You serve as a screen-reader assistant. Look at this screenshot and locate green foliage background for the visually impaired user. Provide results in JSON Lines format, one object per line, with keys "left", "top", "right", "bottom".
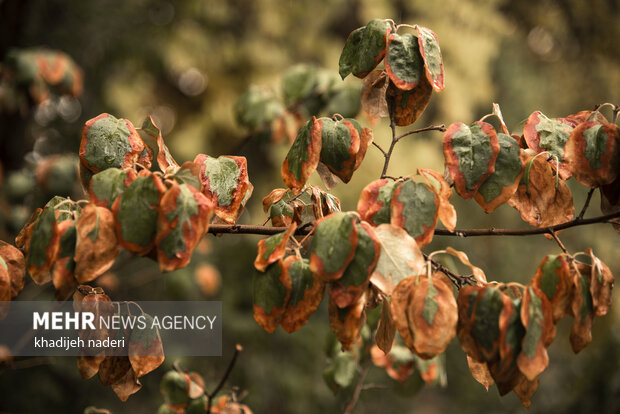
{"left": 0, "top": 0, "right": 619, "bottom": 412}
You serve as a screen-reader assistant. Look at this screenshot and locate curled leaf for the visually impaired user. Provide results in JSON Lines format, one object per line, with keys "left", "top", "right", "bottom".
{"left": 445, "top": 247, "right": 487, "bottom": 285}
{"left": 569, "top": 263, "right": 594, "bottom": 354}
{"left": 529, "top": 254, "right": 573, "bottom": 322}
{"left": 418, "top": 168, "right": 456, "bottom": 231}
{"left": 587, "top": 248, "right": 614, "bottom": 317}
{"left": 254, "top": 223, "right": 297, "bottom": 272}
{"left": 390, "top": 178, "right": 439, "bottom": 248}
{"left": 360, "top": 70, "right": 390, "bottom": 123}
{"left": 281, "top": 117, "right": 322, "bottom": 193}
{"left": 338, "top": 19, "right": 391, "bottom": 79}
{"left": 387, "top": 75, "right": 433, "bottom": 127}
{"left": 466, "top": 355, "right": 494, "bottom": 391}
{"left": 385, "top": 33, "right": 424, "bottom": 91}
{"left": 328, "top": 292, "right": 367, "bottom": 350}
{"left": 375, "top": 300, "right": 396, "bottom": 354}
{"left": 0, "top": 241, "right": 25, "bottom": 298}
{"left": 195, "top": 154, "right": 252, "bottom": 224}
{"left": 357, "top": 179, "right": 400, "bottom": 226}
{"left": 415, "top": 26, "right": 445, "bottom": 92}
{"left": 318, "top": 117, "right": 360, "bottom": 183}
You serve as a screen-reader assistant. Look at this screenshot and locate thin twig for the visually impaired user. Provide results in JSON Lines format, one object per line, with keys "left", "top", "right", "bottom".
{"left": 371, "top": 141, "right": 387, "bottom": 157}
{"left": 394, "top": 124, "right": 446, "bottom": 142}
{"left": 548, "top": 231, "right": 569, "bottom": 255}
{"left": 206, "top": 344, "right": 243, "bottom": 413}
{"left": 343, "top": 363, "right": 371, "bottom": 414}
{"left": 207, "top": 211, "right": 620, "bottom": 237}
{"left": 380, "top": 115, "right": 398, "bottom": 179}
{"left": 424, "top": 253, "right": 475, "bottom": 288}
{"left": 578, "top": 188, "right": 595, "bottom": 220}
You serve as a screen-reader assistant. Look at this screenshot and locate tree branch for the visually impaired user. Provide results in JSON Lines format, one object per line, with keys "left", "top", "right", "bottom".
{"left": 343, "top": 362, "right": 371, "bottom": 414}
{"left": 394, "top": 124, "right": 446, "bottom": 142}
{"left": 380, "top": 115, "right": 398, "bottom": 178}
{"left": 208, "top": 211, "right": 620, "bottom": 237}
{"left": 206, "top": 344, "right": 243, "bottom": 413}
{"left": 578, "top": 188, "right": 595, "bottom": 220}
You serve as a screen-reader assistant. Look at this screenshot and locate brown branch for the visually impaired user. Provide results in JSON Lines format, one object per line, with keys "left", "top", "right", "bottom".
{"left": 424, "top": 253, "right": 475, "bottom": 288}
{"left": 380, "top": 115, "right": 398, "bottom": 178}
{"left": 343, "top": 362, "right": 371, "bottom": 414}
{"left": 548, "top": 231, "right": 569, "bottom": 255}
{"left": 208, "top": 211, "right": 620, "bottom": 237}
{"left": 206, "top": 344, "right": 243, "bottom": 413}
{"left": 371, "top": 141, "right": 387, "bottom": 157}
{"left": 578, "top": 188, "right": 595, "bottom": 220}
{"left": 394, "top": 124, "right": 446, "bottom": 142}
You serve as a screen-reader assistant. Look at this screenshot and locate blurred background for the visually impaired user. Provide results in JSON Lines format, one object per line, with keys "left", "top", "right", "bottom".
{"left": 0, "top": 0, "right": 619, "bottom": 412}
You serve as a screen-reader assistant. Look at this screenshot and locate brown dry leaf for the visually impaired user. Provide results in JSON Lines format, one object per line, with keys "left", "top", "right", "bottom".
{"left": 569, "top": 262, "right": 594, "bottom": 353}
{"left": 375, "top": 300, "right": 396, "bottom": 354}
{"left": 508, "top": 155, "right": 574, "bottom": 228}
{"left": 466, "top": 355, "right": 494, "bottom": 391}
{"left": 77, "top": 355, "right": 106, "bottom": 380}
{"left": 0, "top": 345, "right": 13, "bottom": 364}
{"left": 0, "top": 263, "right": 10, "bottom": 319}
{"left": 445, "top": 247, "right": 487, "bottom": 285}
{"left": 98, "top": 356, "right": 133, "bottom": 387}
{"left": 529, "top": 254, "right": 573, "bottom": 323}
{"left": 370, "top": 344, "right": 415, "bottom": 382}
{"left": 387, "top": 76, "right": 433, "bottom": 127}
{"left": 262, "top": 188, "right": 288, "bottom": 213}
{"left": 418, "top": 168, "right": 456, "bottom": 231}
{"left": 587, "top": 248, "right": 614, "bottom": 317}
{"left": 15, "top": 208, "right": 42, "bottom": 250}
{"left": 361, "top": 69, "right": 390, "bottom": 124}
{"left": 74, "top": 204, "right": 120, "bottom": 283}
{"left": 328, "top": 292, "right": 367, "bottom": 351}
{"left": 514, "top": 375, "right": 539, "bottom": 408}
{"left": 110, "top": 365, "right": 142, "bottom": 402}
{"left": 0, "top": 240, "right": 25, "bottom": 298}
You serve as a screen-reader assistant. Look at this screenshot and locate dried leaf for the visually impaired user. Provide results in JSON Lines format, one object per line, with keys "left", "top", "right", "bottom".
{"left": 443, "top": 121, "right": 500, "bottom": 199}
{"left": 390, "top": 178, "right": 439, "bottom": 248}
{"left": 280, "top": 256, "right": 325, "bottom": 333}
{"left": 370, "top": 223, "right": 425, "bottom": 296}
{"left": 79, "top": 114, "right": 147, "bottom": 173}
{"left": 338, "top": 19, "right": 391, "bottom": 79}
{"left": 385, "top": 33, "right": 424, "bottom": 90}
{"left": 415, "top": 26, "right": 445, "bottom": 92}
{"left": 262, "top": 188, "right": 288, "bottom": 213}
{"left": 466, "top": 355, "right": 494, "bottom": 391}
{"left": 328, "top": 292, "right": 366, "bottom": 350}
{"left": 388, "top": 76, "right": 433, "bottom": 127}
{"left": 375, "top": 300, "right": 396, "bottom": 354}
{"left": 128, "top": 314, "right": 165, "bottom": 377}
{"left": 587, "top": 248, "right": 614, "bottom": 317}
{"left": 413, "top": 353, "right": 447, "bottom": 387}
{"left": 281, "top": 117, "right": 322, "bottom": 193}
{"left": 156, "top": 183, "right": 214, "bottom": 272}
{"left": 140, "top": 116, "right": 176, "bottom": 174}
{"left": 195, "top": 154, "right": 252, "bottom": 224}
{"left": 530, "top": 254, "right": 573, "bottom": 322}
{"left": 565, "top": 121, "right": 620, "bottom": 187}
{"left": 74, "top": 203, "right": 120, "bottom": 283}
{"left": 51, "top": 218, "right": 77, "bottom": 300}
{"left": 508, "top": 155, "right": 574, "bottom": 227}
{"left": 370, "top": 344, "right": 415, "bottom": 382}
{"left": 361, "top": 70, "right": 389, "bottom": 123}
{"left": 254, "top": 224, "right": 297, "bottom": 272}
{"left": 0, "top": 240, "right": 25, "bottom": 298}
{"left": 445, "top": 247, "right": 487, "bottom": 285}
{"left": 309, "top": 212, "right": 359, "bottom": 281}
{"left": 474, "top": 134, "right": 524, "bottom": 213}
{"left": 457, "top": 285, "right": 503, "bottom": 362}
{"left": 391, "top": 273, "right": 457, "bottom": 359}
{"left": 514, "top": 375, "right": 539, "bottom": 408}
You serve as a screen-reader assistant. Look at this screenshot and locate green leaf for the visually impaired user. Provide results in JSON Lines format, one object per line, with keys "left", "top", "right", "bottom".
{"left": 523, "top": 111, "right": 573, "bottom": 179}
{"left": 474, "top": 133, "right": 524, "bottom": 213}
{"left": 329, "top": 222, "right": 380, "bottom": 308}
{"left": 309, "top": 212, "right": 359, "bottom": 281}
{"left": 443, "top": 121, "right": 500, "bottom": 199}
{"left": 79, "top": 113, "right": 147, "bottom": 173}
{"left": 415, "top": 26, "right": 445, "bottom": 92}
{"left": 318, "top": 118, "right": 363, "bottom": 183}
{"left": 234, "top": 86, "right": 284, "bottom": 130}
{"left": 385, "top": 33, "right": 424, "bottom": 90}
{"left": 390, "top": 179, "right": 438, "bottom": 247}
{"left": 281, "top": 117, "right": 322, "bottom": 193}
{"left": 195, "top": 154, "right": 252, "bottom": 224}
{"left": 338, "top": 19, "right": 392, "bottom": 79}
{"left": 253, "top": 261, "right": 292, "bottom": 333}
{"left": 113, "top": 171, "right": 166, "bottom": 255}
{"left": 89, "top": 168, "right": 137, "bottom": 209}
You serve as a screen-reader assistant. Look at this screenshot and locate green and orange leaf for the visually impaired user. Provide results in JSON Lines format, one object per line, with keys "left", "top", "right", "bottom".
{"left": 415, "top": 26, "right": 445, "bottom": 92}
{"left": 522, "top": 111, "right": 573, "bottom": 179}
{"left": 281, "top": 117, "right": 322, "bottom": 193}
{"left": 195, "top": 154, "right": 252, "bottom": 224}
{"left": 443, "top": 121, "right": 500, "bottom": 199}
{"left": 139, "top": 116, "right": 176, "bottom": 174}
{"left": 156, "top": 182, "right": 214, "bottom": 272}
{"left": 385, "top": 33, "right": 425, "bottom": 91}
{"left": 388, "top": 76, "right": 433, "bottom": 127}
{"left": 529, "top": 254, "right": 573, "bottom": 322}
{"left": 254, "top": 223, "right": 297, "bottom": 272}
{"left": 253, "top": 260, "right": 292, "bottom": 333}
{"left": 338, "top": 19, "right": 392, "bottom": 80}
{"left": 390, "top": 178, "right": 439, "bottom": 247}
{"left": 328, "top": 292, "right": 367, "bottom": 351}
{"left": 0, "top": 241, "right": 25, "bottom": 299}
{"left": 280, "top": 256, "right": 325, "bottom": 333}
{"left": 79, "top": 113, "right": 147, "bottom": 173}
{"left": 357, "top": 179, "right": 400, "bottom": 226}
{"left": 309, "top": 212, "right": 359, "bottom": 281}
{"left": 88, "top": 168, "right": 138, "bottom": 209}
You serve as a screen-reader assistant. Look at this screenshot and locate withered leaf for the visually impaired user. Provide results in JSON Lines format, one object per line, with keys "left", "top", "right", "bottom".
{"left": 254, "top": 223, "right": 297, "bottom": 272}
{"left": 529, "top": 254, "right": 573, "bottom": 322}
{"left": 388, "top": 76, "right": 433, "bottom": 127}
{"left": 361, "top": 70, "right": 389, "bottom": 123}
{"left": 375, "top": 300, "right": 396, "bottom": 354}
{"left": 74, "top": 203, "right": 120, "bottom": 283}
{"left": 253, "top": 260, "right": 291, "bottom": 333}
{"left": 328, "top": 292, "right": 366, "bottom": 351}
{"left": 0, "top": 240, "right": 25, "bottom": 298}
{"left": 280, "top": 256, "right": 325, "bottom": 333}
{"left": 466, "top": 355, "right": 494, "bottom": 391}
{"left": 309, "top": 212, "right": 359, "bottom": 281}
{"left": 587, "top": 248, "right": 614, "bottom": 317}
